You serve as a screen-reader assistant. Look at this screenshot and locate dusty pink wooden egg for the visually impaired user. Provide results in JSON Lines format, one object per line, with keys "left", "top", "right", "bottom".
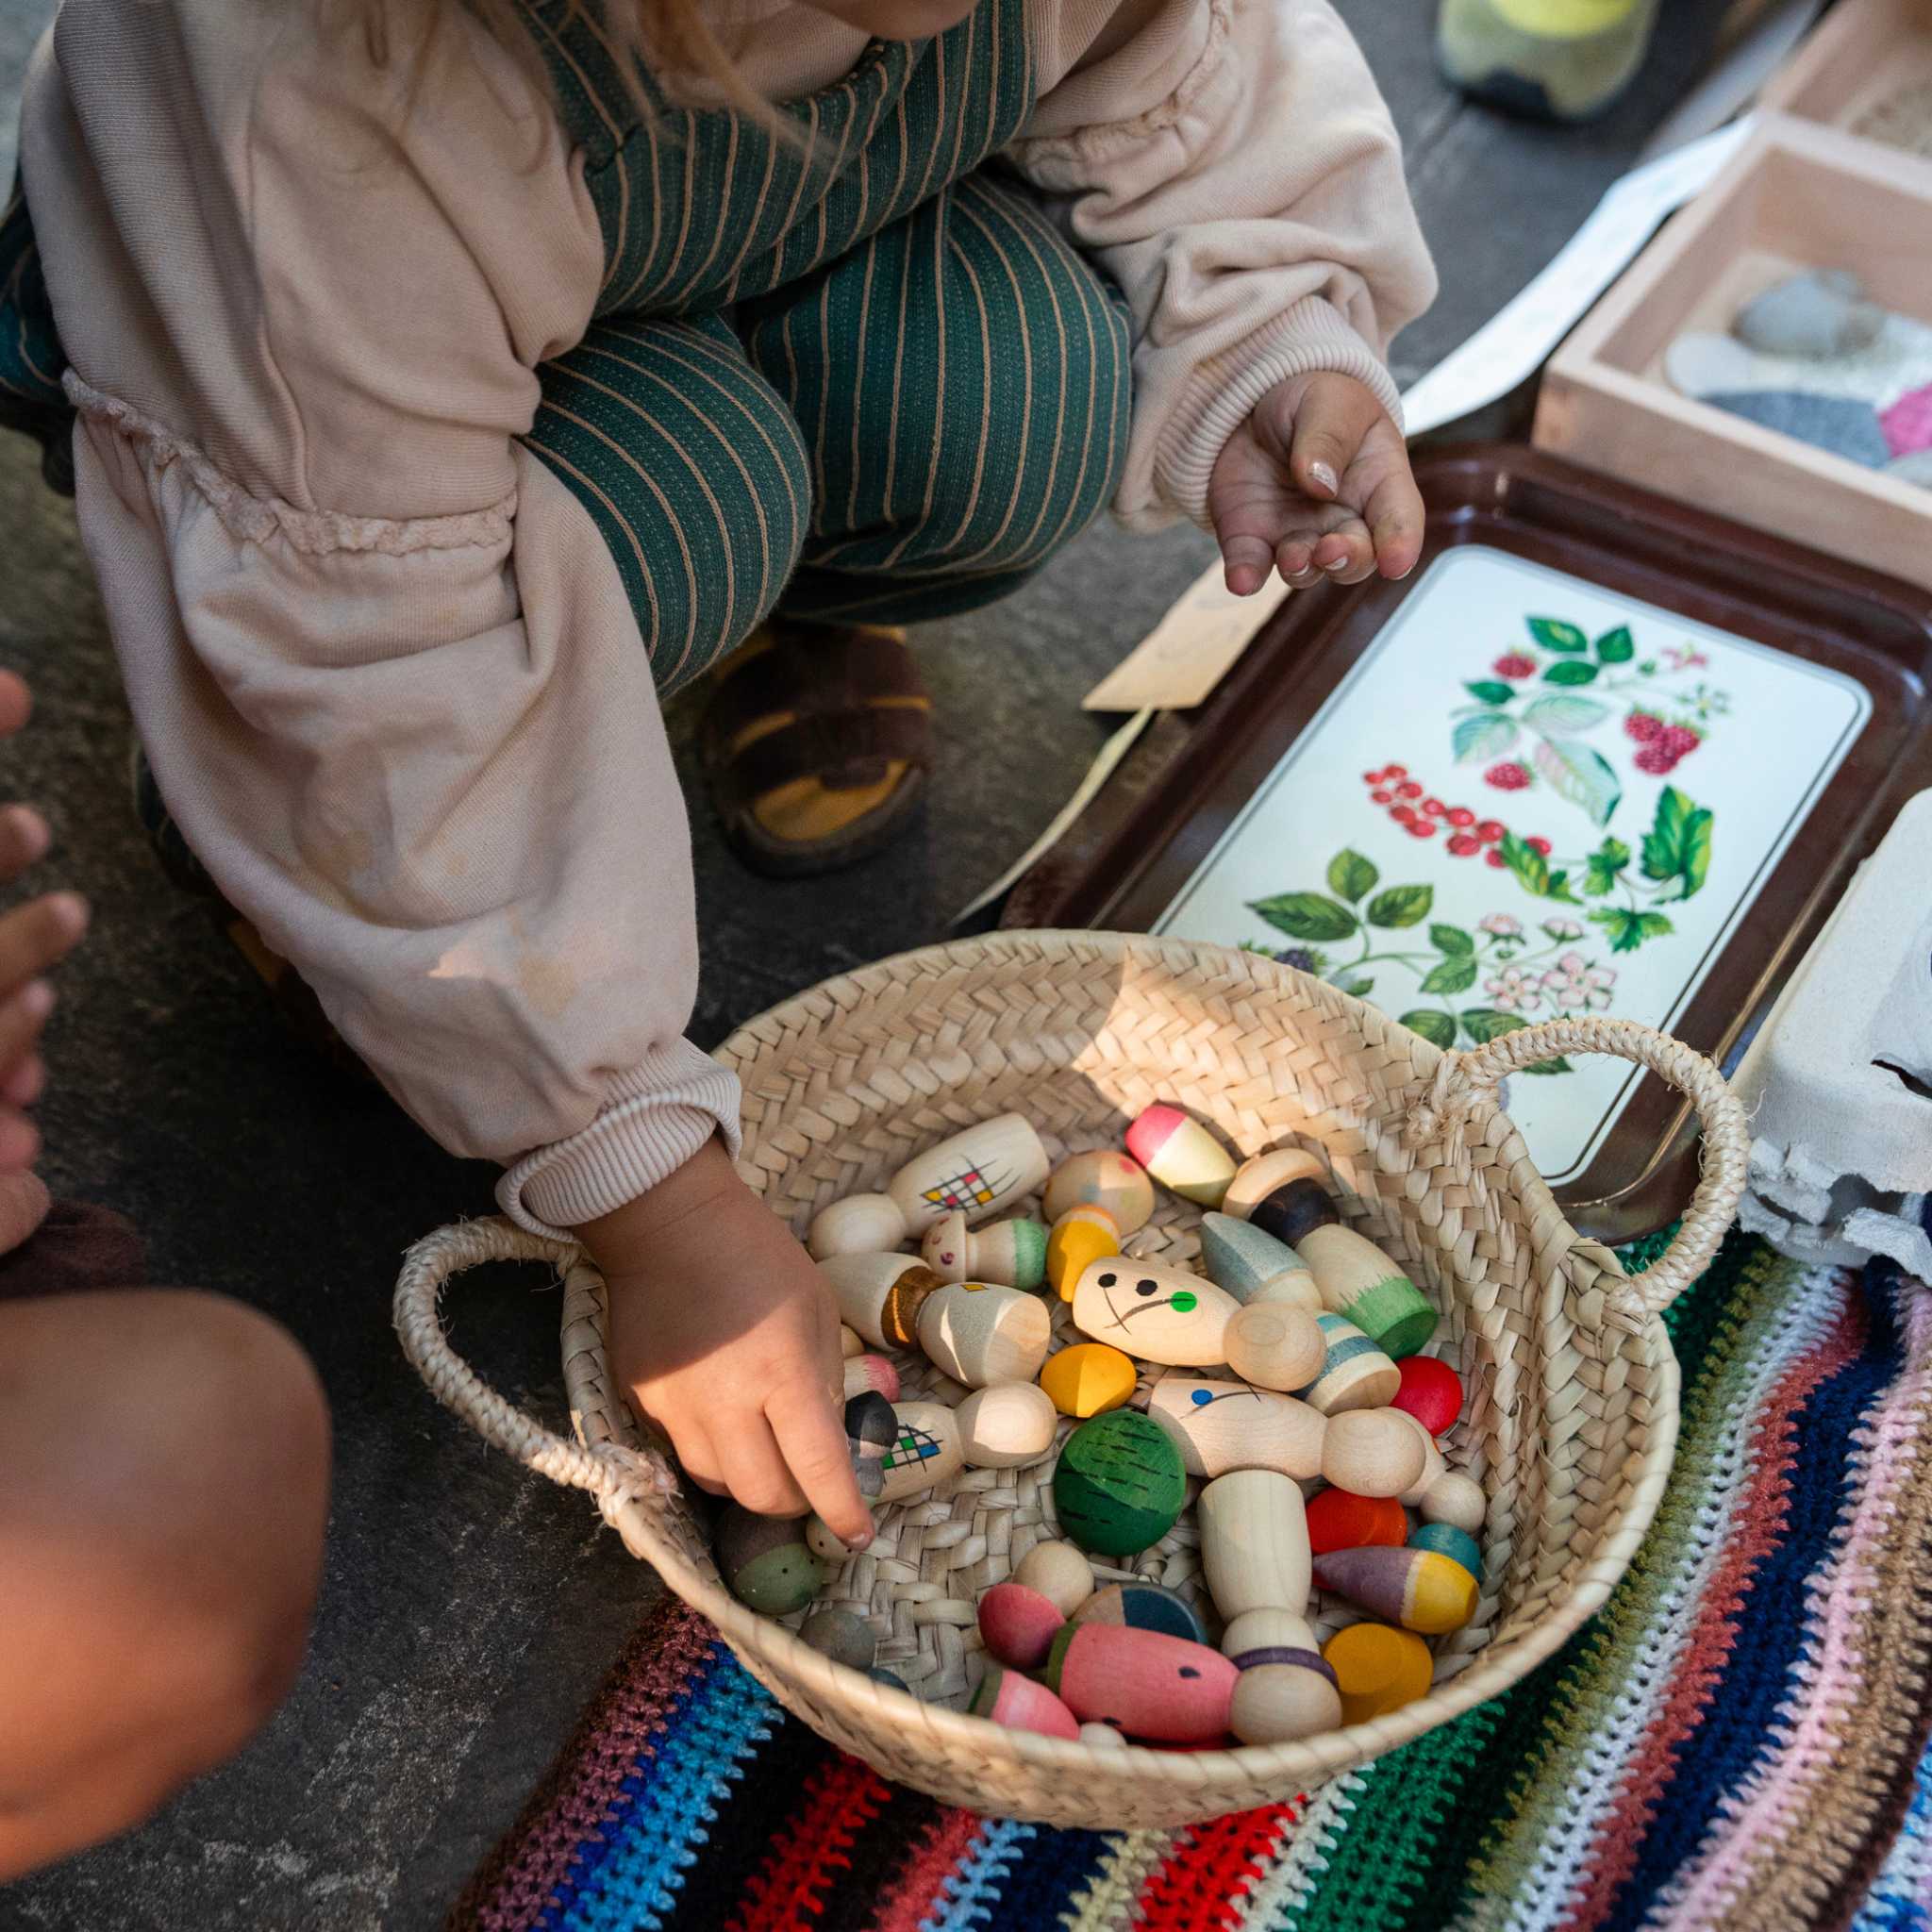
{"left": 977, "top": 1580, "right": 1067, "bottom": 1670}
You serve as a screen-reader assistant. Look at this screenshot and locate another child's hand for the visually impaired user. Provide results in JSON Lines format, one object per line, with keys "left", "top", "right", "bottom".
{"left": 1208, "top": 372, "right": 1424, "bottom": 596}
{"left": 580, "top": 1139, "right": 874, "bottom": 1548}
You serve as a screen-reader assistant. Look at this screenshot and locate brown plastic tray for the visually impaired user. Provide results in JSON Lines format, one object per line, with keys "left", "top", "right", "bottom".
{"left": 1005, "top": 444, "right": 1932, "bottom": 1242}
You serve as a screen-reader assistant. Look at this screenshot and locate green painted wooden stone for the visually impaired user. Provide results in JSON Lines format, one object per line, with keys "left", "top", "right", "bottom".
{"left": 1053, "top": 1410, "right": 1187, "bottom": 1556}
{"left": 715, "top": 1506, "right": 825, "bottom": 1615}
{"left": 1197, "top": 1212, "right": 1306, "bottom": 1304}
{"left": 1070, "top": 1580, "right": 1205, "bottom": 1644}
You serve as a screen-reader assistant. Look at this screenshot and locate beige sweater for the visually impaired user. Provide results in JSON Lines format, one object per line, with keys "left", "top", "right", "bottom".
{"left": 21, "top": 0, "right": 1434, "bottom": 1233}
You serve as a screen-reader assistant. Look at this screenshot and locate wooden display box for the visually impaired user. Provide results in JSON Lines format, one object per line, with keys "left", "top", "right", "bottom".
{"left": 1534, "top": 116, "right": 1932, "bottom": 590}
{"left": 1758, "top": 0, "right": 1932, "bottom": 169}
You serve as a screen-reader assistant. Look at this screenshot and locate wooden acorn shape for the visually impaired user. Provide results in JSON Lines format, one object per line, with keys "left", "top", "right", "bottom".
{"left": 1039, "top": 1340, "right": 1139, "bottom": 1418}
{"left": 1323, "top": 1622, "right": 1434, "bottom": 1726}
{"left": 1042, "top": 1149, "right": 1156, "bottom": 1235}
{"left": 1041, "top": 1624, "right": 1240, "bottom": 1745}
{"left": 842, "top": 1352, "right": 902, "bottom": 1403}
{"left": 1392, "top": 1354, "right": 1464, "bottom": 1436}
{"left": 1197, "top": 1213, "right": 1322, "bottom": 1310}
{"left": 715, "top": 1507, "right": 825, "bottom": 1615}
{"left": 1197, "top": 1469, "right": 1312, "bottom": 1623}
{"left": 1299, "top": 1312, "right": 1402, "bottom": 1414}
{"left": 967, "top": 1663, "right": 1081, "bottom": 1739}
{"left": 1046, "top": 1205, "right": 1121, "bottom": 1302}
{"left": 843, "top": 1390, "right": 898, "bottom": 1499}
{"left": 887, "top": 1112, "right": 1051, "bottom": 1238}
{"left": 1010, "top": 1540, "right": 1094, "bottom": 1619}
{"left": 1312, "top": 1546, "right": 1477, "bottom": 1635}
{"left": 1069, "top": 1582, "right": 1205, "bottom": 1645}
{"left": 1219, "top": 1607, "right": 1343, "bottom": 1745}
{"left": 1224, "top": 1149, "right": 1438, "bottom": 1358}
{"left": 955, "top": 1381, "right": 1058, "bottom": 1469}
{"left": 1408, "top": 1521, "right": 1483, "bottom": 1582}
{"left": 1420, "top": 1471, "right": 1486, "bottom": 1537}
{"left": 1306, "top": 1487, "right": 1409, "bottom": 1557}
{"left": 977, "top": 1581, "right": 1067, "bottom": 1669}
{"left": 808, "top": 1192, "right": 911, "bottom": 1261}
{"left": 1124, "top": 1104, "right": 1238, "bottom": 1208}
{"left": 875, "top": 1399, "right": 966, "bottom": 1505}
{"left": 921, "top": 1212, "right": 1048, "bottom": 1291}
{"left": 1053, "top": 1410, "right": 1187, "bottom": 1557}
{"left": 820, "top": 1254, "right": 1052, "bottom": 1387}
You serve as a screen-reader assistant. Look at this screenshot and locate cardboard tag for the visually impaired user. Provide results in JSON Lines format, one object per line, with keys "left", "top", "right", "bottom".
{"left": 1080, "top": 566, "right": 1290, "bottom": 713}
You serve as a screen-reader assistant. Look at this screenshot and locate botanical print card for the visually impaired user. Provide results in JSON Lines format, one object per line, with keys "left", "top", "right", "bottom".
{"left": 1152, "top": 545, "right": 1872, "bottom": 1186}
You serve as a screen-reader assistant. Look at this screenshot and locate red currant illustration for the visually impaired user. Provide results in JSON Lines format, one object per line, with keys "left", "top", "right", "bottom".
{"left": 1485, "top": 762, "right": 1530, "bottom": 791}
{"left": 1423, "top": 797, "right": 1447, "bottom": 817}
{"left": 1396, "top": 780, "right": 1424, "bottom": 800}
{"left": 1485, "top": 849, "right": 1507, "bottom": 868}
{"left": 1476, "top": 820, "right": 1506, "bottom": 843}
{"left": 1527, "top": 836, "right": 1552, "bottom": 857}
{"left": 1372, "top": 789, "right": 1392, "bottom": 804}
{"left": 1448, "top": 807, "right": 1475, "bottom": 828}
{"left": 1407, "top": 819, "right": 1437, "bottom": 838}
{"left": 1384, "top": 764, "right": 1407, "bottom": 779}
{"left": 1446, "top": 834, "right": 1481, "bottom": 857}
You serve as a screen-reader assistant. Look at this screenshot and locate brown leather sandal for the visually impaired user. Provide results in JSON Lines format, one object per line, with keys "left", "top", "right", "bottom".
{"left": 702, "top": 622, "right": 933, "bottom": 877}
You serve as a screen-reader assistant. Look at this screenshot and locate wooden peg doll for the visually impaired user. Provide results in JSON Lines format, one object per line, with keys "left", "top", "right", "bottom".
{"left": 1197, "top": 1213, "right": 1322, "bottom": 1311}
{"left": 1220, "top": 1607, "right": 1343, "bottom": 1744}
{"left": 843, "top": 1391, "right": 898, "bottom": 1498}
{"left": 842, "top": 1352, "right": 901, "bottom": 1402}
{"left": 820, "top": 1252, "right": 1052, "bottom": 1387}
{"left": 967, "top": 1664, "right": 1081, "bottom": 1739}
{"left": 874, "top": 1400, "right": 966, "bottom": 1506}
{"left": 1124, "top": 1104, "right": 1238, "bottom": 1207}
{"left": 920, "top": 1211, "right": 1048, "bottom": 1291}
{"left": 1069, "top": 1257, "right": 1324, "bottom": 1389}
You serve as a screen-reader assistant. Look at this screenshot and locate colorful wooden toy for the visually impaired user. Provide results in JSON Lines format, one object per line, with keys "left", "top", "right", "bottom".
{"left": 1408, "top": 1521, "right": 1482, "bottom": 1581}
{"left": 977, "top": 1580, "right": 1067, "bottom": 1669}
{"left": 1298, "top": 1311, "right": 1402, "bottom": 1414}
{"left": 1039, "top": 1340, "right": 1139, "bottom": 1418}
{"left": 1070, "top": 1257, "right": 1241, "bottom": 1366}
{"left": 1322, "top": 1622, "right": 1434, "bottom": 1726}
{"left": 1197, "top": 1213, "right": 1321, "bottom": 1310}
{"left": 966, "top": 1664, "right": 1081, "bottom": 1739}
{"left": 1046, "top": 1204, "right": 1122, "bottom": 1302}
{"left": 1420, "top": 1471, "right": 1486, "bottom": 1537}
{"left": 1220, "top": 1607, "right": 1344, "bottom": 1745}
{"left": 887, "top": 1113, "right": 1051, "bottom": 1238}
{"left": 1312, "top": 1546, "right": 1477, "bottom": 1635}
{"left": 1392, "top": 1355, "right": 1464, "bottom": 1437}
{"left": 1077, "top": 1722, "right": 1127, "bottom": 1748}
{"left": 820, "top": 1253, "right": 1053, "bottom": 1388}
{"left": 1124, "top": 1104, "right": 1238, "bottom": 1208}
{"left": 921, "top": 1212, "right": 1048, "bottom": 1291}
{"left": 1042, "top": 1149, "right": 1156, "bottom": 1235}
{"left": 1070, "top": 1582, "right": 1205, "bottom": 1645}
{"left": 715, "top": 1508, "right": 826, "bottom": 1615}
{"left": 956, "top": 1381, "right": 1058, "bottom": 1468}
{"left": 876, "top": 1400, "right": 966, "bottom": 1506}
{"left": 809, "top": 1192, "right": 912, "bottom": 1261}
{"left": 1306, "top": 1487, "right": 1409, "bottom": 1557}
{"left": 799, "top": 1607, "right": 877, "bottom": 1670}
{"left": 844, "top": 1391, "right": 898, "bottom": 1498}
{"left": 1197, "top": 1470, "right": 1312, "bottom": 1622}
{"left": 1041, "top": 1624, "right": 1240, "bottom": 1744}
{"left": 842, "top": 1352, "right": 902, "bottom": 1403}
{"left": 1010, "top": 1540, "right": 1094, "bottom": 1618}
{"left": 841, "top": 1324, "right": 865, "bottom": 1357}
{"left": 1223, "top": 1149, "right": 1438, "bottom": 1358}
{"left": 1053, "top": 1410, "right": 1187, "bottom": 1556}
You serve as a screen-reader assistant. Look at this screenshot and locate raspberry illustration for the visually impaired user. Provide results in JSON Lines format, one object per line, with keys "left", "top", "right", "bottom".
{"left": 1492, "top": 654, "right": 1537, "bottom": 678}
{"left": 1485, "top": 762, "right": 1531, "bottom": 791}
{"left": 1624, "top": 711, "right": 1664, "bottom": 742}
{"left": 1634, "top": 745, "right": 1679, "bottom": 775}
{"left": 1660, "top": 724, "right": 1701, "bottom": 758}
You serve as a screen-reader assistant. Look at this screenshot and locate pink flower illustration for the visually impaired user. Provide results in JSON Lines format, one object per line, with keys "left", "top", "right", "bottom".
{"left": 1541, "top": 952, "right": 1615, "bottom": 1012}
{"left": 1478, "top": 913, "right": 1522, "bottom": 937}
{"left": 1485, "top": 966, "right": 1542, "bottom": 1012}
{"left": 1663, "top": 644, "right": 1709, "bottom": 671}
{"left": 1541, "top": 918, "right": 1584, "bottom": 940}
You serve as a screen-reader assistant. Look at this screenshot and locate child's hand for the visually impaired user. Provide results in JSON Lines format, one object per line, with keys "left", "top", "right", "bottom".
{"left": 0, "top": 670, "right": 87, "bottom": 1180}
{"left": 579, "top": 1140, "right": 874, "bottom": 1549}
{"left": 1208, "top": 372, "right": 1424, "bottom": 596}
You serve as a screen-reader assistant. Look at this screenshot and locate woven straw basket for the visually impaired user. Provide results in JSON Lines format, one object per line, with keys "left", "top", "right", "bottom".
{"left": 396, "top": 932, "right": 1747, "bottom": 1830}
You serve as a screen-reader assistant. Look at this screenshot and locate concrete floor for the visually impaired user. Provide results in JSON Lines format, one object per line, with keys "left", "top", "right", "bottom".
{"left": 0, "top": 3, "right": 1731, "bottom": 1926}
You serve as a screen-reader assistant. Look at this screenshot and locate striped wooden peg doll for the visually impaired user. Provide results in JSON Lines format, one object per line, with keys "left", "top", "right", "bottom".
{"left": 1223, "top": 1148, "right": 1438, "bottom": 1359}
{"left": 841, "top": 1352, "right": 901, "bottom": 1402}
{"left": 1298, "top": 1311, "right": 1402, "bottom": 1414}
{"left": 1124, "top": 1104, "right": 1238, "bottom": 1208}
{"left": 1312, "top": 1545, "right": 1477, "bottom": 1635}
{"left": 920, "top": 1211, "right": 1048, "bottom": 1290}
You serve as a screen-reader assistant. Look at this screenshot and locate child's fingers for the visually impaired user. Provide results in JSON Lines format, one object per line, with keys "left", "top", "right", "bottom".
{"left": 1300, "top": 517, "right": 1376, "bottom": 585}
{"left": 675, "top": 1424, "right": 729, "bottom": 1498}
{"left": 0, "top": 1169, "right": 48, "bottom": 1253}
{"left": 1217, "top": 532, "right": 1280, "bottom": 599}
{"left": 1280, "top": 375, "right": 1385, "bottom": 505}
{"left": 718, "top": 1418, "right": 812, "bottom": 1522}
{"left": 0, "top": 1055, "right": 42, "bottom": 1109}
{"left": 0, "top": 808, "right": 50, "bottom": 884}
{"left": 0, "top": 983, "right": 56, "bottom": 1079}
{"left": 0, "top": 1108, "right": 39, "bottom": 1174}
{"left": 770, "top": 1385, "right": 873, "bottom": 1548}
{"left": 1358, "top": 456, "right": 1426, "bottom": 580}
{"left": 0, "top": 893, "right": 87, "bottom": 997}
{"left": 0, "top": 673, "right": 32, "bottom": 741}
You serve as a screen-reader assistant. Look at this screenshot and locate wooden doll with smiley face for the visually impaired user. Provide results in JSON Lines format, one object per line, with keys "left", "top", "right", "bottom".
{"left": 1069, "top": 1258, "right": 1325, "bottom": 1391}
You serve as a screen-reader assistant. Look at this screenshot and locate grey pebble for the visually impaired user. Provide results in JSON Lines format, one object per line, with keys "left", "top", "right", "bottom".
{"left": 1734, "top": 271, "right": 1887, "bottom": 359}
{"left": 1706, "top": 390, "right": 1892, "bottom": 468}
{"left": 799, "top": 1606, "right": 879, "bottom": 1670}
{"left": 1886, "top": 450, "right": 1932, "bottom": 491}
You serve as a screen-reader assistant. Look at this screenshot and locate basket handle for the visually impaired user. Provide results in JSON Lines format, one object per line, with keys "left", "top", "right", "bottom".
{"left": 391, "top": 1217, "right": 678, "bottom": 1516}
{"left": 1408, "top": 1014, "right": 1748, "bottom": 1318}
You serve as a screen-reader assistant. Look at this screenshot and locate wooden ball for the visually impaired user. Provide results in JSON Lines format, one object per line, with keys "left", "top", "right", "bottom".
{"left": 1224, "top": 1302, "right": 1326, "bottom": 1391}
{"left": 1298, "top": 1313, "right": 1401, "bottom": 1414}
{"left": 1408, "top": 1522, "right": 1482, "bottom": 1582}
{"left": 966, "top": 1664, "right": 1080, "bottom": 1739}
{"left": 715, "top": 1507, "right": 825, "bottom": 1615}
{"left": 1039, "top": 1341, "right": 1138, "bottom": 1418}
{"left": 1011, "top": 1540, "right": 1094, "bottom": 1618}
{"left": 1420, "top": 1471, "right": 1486, "bottom": 1536}
{"left": 1312, "top": 1546, "right": 1477, "bottom": 1635}
{"left": 957, "top": 1382, "right": 1058, "bottom": 1469}
{"left": 1306, "top": 1487, "right": 1409, "bottom": 1557}
{"left": 1392, "top": 1355, "right": 1463, "bottom": 1436}
{"left": 808, "top": 1193, "right": 909, "bottom": 1260}
{"left": 1070, "top": 1582, "right": 1205, "bottom": 1645}
{"left": 1124, "top": 1104, "right": 1238, "bottom": 1208}
{"left": 1053, "top": 1410, "right": 1187, "bottom": 1557}
{"left": 800, "top": 1607, "right": 878, "bottom": 1670}
{"left": 1229, "top": 1657, "right": 1343, "bottom": 1745}
{"left": 978, "top": 1581, "right": 1067, "bottom": 1669}
{"left": 1043, "top": 1150, "right": 1156, "bottom": 1235}
{"left": 1322, "top": 1622, "right": 1434, "bottom": 1726}
{"left": 1320, "top": 1409, "right": 1427, "bottom": 1499}
{"left": 1042, "top": 1624, "right": 1238, "bottom": 1744}
{"left": 1078, "top": 1722, "right": 1128, "bottom": 1748}
{"left": 1046, "top": 1206, "right": 1122, "bottom": 1302}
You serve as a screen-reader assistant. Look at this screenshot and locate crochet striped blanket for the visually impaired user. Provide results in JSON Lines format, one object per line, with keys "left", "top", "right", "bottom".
{"left": 455, "top": 1235, "right": 1932, "bottom": 1931}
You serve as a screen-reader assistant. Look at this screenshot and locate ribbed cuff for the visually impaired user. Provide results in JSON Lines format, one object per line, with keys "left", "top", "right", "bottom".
{"left": 1155, "top": 295, "right": 1405, "bottom": 527}
{"left": 497, "top": 1039, "right": 745, "bottom": 1238}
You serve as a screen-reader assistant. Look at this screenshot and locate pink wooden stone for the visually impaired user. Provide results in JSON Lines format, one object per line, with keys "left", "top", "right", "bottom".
{"left": 1881, "top": 383, "right": 1932, "bottom": 459}
{"left": 1041, "top": 1624, "right": 1240, "bottom": 1743}
{"left": 967, "top": 1664, "right": 1081, "bottom": 1739}
{"left": 977, "top": 1582, "right": 1067, "bottom": 1670}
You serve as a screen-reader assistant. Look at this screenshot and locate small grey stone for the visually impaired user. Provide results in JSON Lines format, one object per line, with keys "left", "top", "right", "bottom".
{"left": 1734, "top": 272, "right": 1887, "bottom": 359}
{"left": 1886, "top": 449, "right": 1932, "bottom": 490}
{"left": 1665, "top": 331, "right": 1761, "bottom": 398}
{"left": 1706, "top": 390, "right": 1892, "bottom": 468}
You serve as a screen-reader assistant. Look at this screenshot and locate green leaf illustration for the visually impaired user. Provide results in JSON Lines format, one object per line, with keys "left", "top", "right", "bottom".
{"left": 1543, "top": 660, "right": 1599, "bottom": 687}
{"left": 1590, "top": 906, "right": 1675, "bottom": 954}
{"left": 1640, "top": 787, "right": 1715, "bottom": 901}
{"left": 1465, "top": 680, "right": 1517, "bottom": 707}
{"left": 1459, "top": 1008, "right": 1531, "bottom": 1044}
{"left": 1529, "top": 618, "right": 1589, "bottom": 653}
{"left": 1582, "top": 836, "right": 1632, "bottom": 896}
{"left": 1521, "top": 693, "right": 1609, "bottom": 736}
{"left": 1331, "top": 973, "right": 1375, "bottom": 998}
{"left": 1366, "top": 884, "right": 1434, "bottom": 928}
{"left": 1522, "top": 1057, "right": 1574, "bottom": 1075}
{"left": 1327, "top": 848, "right": 1379, "bottom": 904}
{"left": 1249, "top": 892, "right": 1359, "bottom": 942}
{"left": 1532, "top": 737, "right": 1623, "bottom": 828}
{"left": 1543, "top": 870, "right": 1583, "bottom": 906}
{"left": 1593, "top": 625, "right": 1636, "bottom": 663}
{"left": 1453, "top": 712, "right": 1519, "bottom": 764}
{"left": 1420, "top": 955, "right": 1478, "bottom": 995}
{"left": 1430, "top": 923, "right": 1475, "bottom": 956}
{"left": 1499, "top": 830, "right": 1550, "bottom": 896}
{"left": 1399, "top": 1008, "right": 1457, "bottom": 1050}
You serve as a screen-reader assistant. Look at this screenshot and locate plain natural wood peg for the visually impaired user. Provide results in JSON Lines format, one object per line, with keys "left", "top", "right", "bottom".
{"left": 920, "top": 1212, "right": 1047, "bottom": 1290}
{"left": 1197, "top": 1469, "right": 1313, "bottom": 1622}
{"left": 809, "top": 1193, "right": 911, "bottom": 1261}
